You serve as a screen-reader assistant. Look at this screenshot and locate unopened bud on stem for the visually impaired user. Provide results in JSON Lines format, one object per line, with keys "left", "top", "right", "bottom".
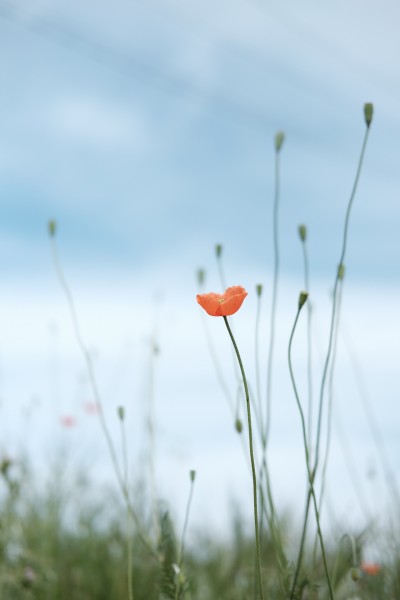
{"left": 338, "top": 263, "right": 345, "bottom": 280}
{"left": 215, "top": 244, "right": 223, "bottom": 258}
{"left": 298, "top": 224, "right": 307, "bottom": 242}
{"left": 298, "top": 291, "right": 309, "bottom": 310}
{"left": 48, "top": 220, "right": 57, "bottom": 237}
{"left": 235, "top": 418, "right": 243, "bottom": 434}
{"left": 197, "top": 268, "right": 205, "bottom": 287}
{"left": 274, "top": 131, "right": 285, "bottom": 152}
{"left": 364, "top": 103, "right": 373, "bottom": 128}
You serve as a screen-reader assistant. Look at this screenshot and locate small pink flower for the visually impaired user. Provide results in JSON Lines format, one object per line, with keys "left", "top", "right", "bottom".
{"left": 60, "top": 415, "right": 76, "bottom": 428}
{"left": 84, "top": 401, "right": 100, "bottom": 415}
{"left": 361, "top": 561, "right": 381, "bottom": 576}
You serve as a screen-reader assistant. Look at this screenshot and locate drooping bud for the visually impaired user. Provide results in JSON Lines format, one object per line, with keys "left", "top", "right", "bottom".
{"left": 235, "top": 418, "right": 243, "bottom": 434}
{"left": 351, "top": 567, "right": 361, "bottom": 582}
{"left": 274, "top": 131, "right": 285, "bottom": 152}
{"left": 189, "top": 469, "right": 196, "bottom": 482}
{"left": 298, "top": 291, "right": 309, "bottom": 310}
{"left": 364, "top": 103, "right": 374, "bottom": 128}
{"left": 215, "top": 244, "right": 223, "bottom": 258}
{"left": 117, "top": 406, "right": 125, "bottom": 421}
{"left": 256, "top": 284, "right": 263, "bottom": 297}
{"left": 298, "top": 224, "right": 307, "bottom": 242}
{"left": 48, "top": 220, "right": 57, "bottom": 237}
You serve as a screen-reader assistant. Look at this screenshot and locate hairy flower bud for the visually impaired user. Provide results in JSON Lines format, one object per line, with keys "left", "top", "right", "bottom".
{"left": 275, "top": 131, "right": 285, "bottom": 152}
{"left": 298, "top": 291, "right": 309, "bottom": 310}
{"left": 48, "top": 220, "right": 57, "bottom": 237}
{"left": 364, "top": 102, "right": 373, "bottom": 127}
{"left": 298, "top": 224, "right": 307, "bottom": 242}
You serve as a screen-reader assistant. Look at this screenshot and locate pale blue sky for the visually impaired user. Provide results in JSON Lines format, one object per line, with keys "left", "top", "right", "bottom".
{"left": 1, "top": 0, "right": 399, "bottom": 539}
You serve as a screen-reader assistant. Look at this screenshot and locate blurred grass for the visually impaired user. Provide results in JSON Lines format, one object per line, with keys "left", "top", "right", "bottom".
{"left": 1, "top": 457, "right": 399, "bottom": 599}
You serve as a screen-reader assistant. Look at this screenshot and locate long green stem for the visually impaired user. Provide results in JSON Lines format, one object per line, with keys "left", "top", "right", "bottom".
{"left": 296, "top": 115, "right": 372, "bottom": 584}
{"left": 314, "top": 122, "right": 371, "bottom": 475}
{"left": 288, "top": 302, "right": 334, "bottom": 600}
{"left": 300, "top": 234, "right": 313, "bottom": 453}
{"left": 49, "top": 232, "right": 156, "bottom": 559}
{"left": 314, "top": 278, "right": 344, "bottom": 563}
{"left": 119, "top": 410, "right": 134, "bottom": 600}
{"left": 175, "top": 472, "right": 196, "bottom": 600}
{"left": 223, "top": 316, "right": 264, "bottom": 600}
{"left": 265, "top": 141, "right": 282, "bottom": 447}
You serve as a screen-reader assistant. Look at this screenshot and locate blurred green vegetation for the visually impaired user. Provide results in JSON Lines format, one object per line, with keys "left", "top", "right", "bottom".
{"left": 1, "top": 457, "right": 399, "bottom": 599}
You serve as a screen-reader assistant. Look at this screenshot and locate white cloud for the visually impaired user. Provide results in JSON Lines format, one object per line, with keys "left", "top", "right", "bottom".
{"left": 48, "top": 95, "right": 150, "bottom": 150}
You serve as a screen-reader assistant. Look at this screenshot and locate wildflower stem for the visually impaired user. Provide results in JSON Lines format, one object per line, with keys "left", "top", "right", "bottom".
{"left": 288, "top": 302, "right": 334, "bottom": 600}
{"left": 295, "top": 115, "right": 372, "bottom": 590}
{"left": 265, "top": 141, "right": 281, "bottom": 447}
{"left": 175, "top": 472, "right": 196, "bottom": 600}
{"left": 49, "top": 234, "right": 156, "bottom": 559}
{"left": 300, "top": 235, "right": 313, "bottom": 452}
{"left": 223, "top": 316, "right": 264, "bottom": 600}
{"left": 119, "top": 411, "right": 134, "bottom": 600}
{"left": 314, "top": 122, "right": 371, "bottom": 477}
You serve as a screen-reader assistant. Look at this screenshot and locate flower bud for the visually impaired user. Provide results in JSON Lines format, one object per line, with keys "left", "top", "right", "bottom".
{"left": 215, "top": 244, "right": 223, "bottom": 258}
{"left": 196, "top": 268, "right": 205, "bottom": 287}
{"left": 190, "top": 469, "right": 196, "bottom": 482}
{"left": 338, "top": 263, "right": 345, "bottom": 280}
{"left": 351, "top": 567, "right": 360, "bottom": 582}
{"left": 364, "top": 103, "right": 373, "bottom": 128}
{"left": 117, "top": 406, "right": 125, "bottom": 421}
{"left": 235, "top": 418, "right": 243, "bottom": 434}
{"left": 298, "top": 291, "right": 309, "bottom": 310}
{"left": 298, "top": 224, "right": 307, "bottom": 242}
{"left": 275, "top": 131, "right": 285, "bottom": 152}
{"left": 48, "top": 220, "right": 57, "bottom": 237}
{"left": 256, "top": 284, "right": 263, "bottom": 297}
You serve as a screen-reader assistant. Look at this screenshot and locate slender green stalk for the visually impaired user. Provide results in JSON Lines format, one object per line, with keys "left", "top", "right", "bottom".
{"left": 265, "top": 135, "right": 283, "bottom": 447}
{"left": 119, "top": 409, "right": 134, "bottom": 600}
{"left": 49, "top": 228, "right": 156, "bottom": 559}
{"left": 148, "top": 334, "right": 160, "bottom": 540}
{"left": 175, "top": 471, "right": 196, "bottom": 600}
{"left": 288, "top": 296, "right": 334, "bottom": 600}
{"left": 290, "top": 487, "right": 312, "bottom": 599}
{"left": 314, "top": 119, "right": 372, "bottom": 476}
{"left": 296, "top": 110, "right": 373, "bottom": 581}
{"left": 223, "top": 316, "right": 264, "bottom": 600}
{"left": 298, "top": 226, "right": 313, "bottom": 452}
{"left": 255, "top": 285, "right": 264, "bottom": 428}
{"left": 315, "top": 276, "right": 344, "bottom": 563}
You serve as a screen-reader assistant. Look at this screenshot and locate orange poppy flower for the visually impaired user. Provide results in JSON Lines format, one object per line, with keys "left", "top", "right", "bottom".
{"left": 361, "top": 561, "right": 381, "bottom": 576}
{"left": 196, "top": 286, "right": 248, "bottom": 317}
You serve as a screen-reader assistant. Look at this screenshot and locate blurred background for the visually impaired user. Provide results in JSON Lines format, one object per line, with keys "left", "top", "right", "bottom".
{"left": 1, "top": 0, "right": 399, "bottom": 546}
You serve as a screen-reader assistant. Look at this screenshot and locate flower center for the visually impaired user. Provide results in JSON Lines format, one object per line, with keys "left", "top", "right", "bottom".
{"left": 218, "top": 297, "right": 226, "bottom": 304}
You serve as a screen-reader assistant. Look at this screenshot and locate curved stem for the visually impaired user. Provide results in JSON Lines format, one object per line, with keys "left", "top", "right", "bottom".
{"left": 50, "top": 236, "right": 156, "bottom": 558}
{"left": 314, "top": 125, "right": 371, "bottom": 475}
{"left": 223, "top": 316, "right": 264, "bottom": 600}
{"left": 265, "top": 147, "right": 281, "bottom": 447}
{"left": 288, "top": 305, "right": 334, "bottom": 600}
{"left": 301, "top": 239, "right": 313, "bottom": 453}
